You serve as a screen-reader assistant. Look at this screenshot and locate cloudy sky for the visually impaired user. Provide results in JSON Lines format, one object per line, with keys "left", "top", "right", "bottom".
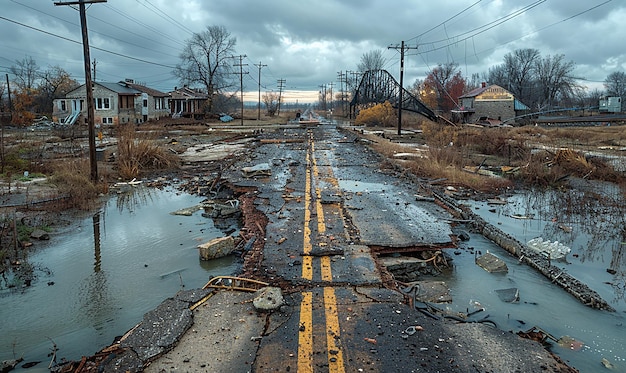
{"left": 0, "top": 0, "right": 622, "bottom": 102}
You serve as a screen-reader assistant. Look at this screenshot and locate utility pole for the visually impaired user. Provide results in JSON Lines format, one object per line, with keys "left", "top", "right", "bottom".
{"left": 55, "top": 0, "right": 106, "bottom": 182}
{"left": 2, "top": 74, "right": 10, "bottom": 172}
{"left": 337, "top": 71, "right": 345, "bottom": 116}
{"left": 318, "top": 84, "right": 327, "bottom": 111}
{"left": 232, "top": 55, "right": 248, "bottom": 125}
{"left": 277, "top": 79, "right": 286, "bottom": 116}
{"left": 388, "top": 41, "right": 418, "bottom": 136}
{"left": 254, "top": 61, "right": 267, "bottom": 120}
{"left": 328, "top": 81, "right": 335, "bottom": 114}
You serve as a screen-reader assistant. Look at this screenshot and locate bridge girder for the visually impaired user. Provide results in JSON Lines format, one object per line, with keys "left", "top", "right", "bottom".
{"left": 349, "top": 69, "right": 438, "bottom": 122}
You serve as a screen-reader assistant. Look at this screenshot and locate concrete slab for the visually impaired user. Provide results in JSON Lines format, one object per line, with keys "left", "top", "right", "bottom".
{"left": 144, "top": 291, "right": 265, "bottom": 373}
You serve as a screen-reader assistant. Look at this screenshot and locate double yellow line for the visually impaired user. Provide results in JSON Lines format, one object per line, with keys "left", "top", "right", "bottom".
{"left": 298, "top": 133, "right": 345, "bottom": 373}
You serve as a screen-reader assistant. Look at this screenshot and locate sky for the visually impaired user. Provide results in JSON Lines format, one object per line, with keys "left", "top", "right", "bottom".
{"left": 0, "top": 0, "right": 623, "bottom": 103}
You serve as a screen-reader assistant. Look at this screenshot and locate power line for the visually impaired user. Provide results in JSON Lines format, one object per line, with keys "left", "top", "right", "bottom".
{"left": 407, "top": 0, "right": 483, "bottom": 43}
{"left": 0, "top": 15, "right": 177, "bottom": 69}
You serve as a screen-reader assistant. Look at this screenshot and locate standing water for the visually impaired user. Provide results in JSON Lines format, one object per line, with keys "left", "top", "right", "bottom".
{"left": 443, "top": 184, "right": 626, "bottom": 372}
{"left": 0, "top": 187, "right": 237, "bottom": 371}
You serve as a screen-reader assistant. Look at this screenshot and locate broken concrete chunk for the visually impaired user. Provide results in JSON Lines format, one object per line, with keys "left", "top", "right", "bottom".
{"left": 476, "top": 252, "right": 508, "bottom": 273}
{"left": 242, "top": 163, "right": 271, "bottom": 178}
{"left": 252, "top": 286, "right": 284, "bottom": 311}
{"left": 198, "top": 236, "right": 235, "bottom": 260}
{"left": 170, "top": 205, "right": 201, "bottom": 216}
{"left": 495, "top": 287, "right": 519, "bottom": 303}
{"left": 30, "top": 229, "right": 50, "bottom": 240}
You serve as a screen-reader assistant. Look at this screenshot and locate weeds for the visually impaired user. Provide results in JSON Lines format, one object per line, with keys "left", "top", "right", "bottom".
{"left": 116, "top": 125, "right": 179, "bottom": 180}
{"left": 49, "top": 159, "right": 100, "bottom": 210}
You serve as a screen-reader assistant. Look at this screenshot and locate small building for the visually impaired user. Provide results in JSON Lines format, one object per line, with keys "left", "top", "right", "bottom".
{"left": 454, "top": 83, "right": 529, "bottom": 125}
{"left": 168, "top": 86, "right": 210, "bottom": 119}
{"left": 52, "top": 80, "right": 170, "bottom": 125}
{"left": 599, "top": 96, "right": 622, "bottom": 113}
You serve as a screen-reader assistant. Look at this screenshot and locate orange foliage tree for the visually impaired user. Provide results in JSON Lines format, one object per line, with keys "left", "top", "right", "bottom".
{"left": 354, "top": 101, "right": 397, "bottom": 127}
{"left": 423, "top": 62, "right": 466, "bottom": 112}
{"left": 11, "top": 89, "right": 36, "bottom": 126}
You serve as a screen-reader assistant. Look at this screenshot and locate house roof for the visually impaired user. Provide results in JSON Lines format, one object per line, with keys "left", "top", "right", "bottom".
{"left": 169, "top": 86, "right": 209, "bottom": 100}
{"left": 121, "top": 81, "right": 168, "bottom": 97}
{"left": 459, "top": 85, "right": 492, "bottom": 99}
{"left": 96, "top": 82, "right": 141, "bottom": 95}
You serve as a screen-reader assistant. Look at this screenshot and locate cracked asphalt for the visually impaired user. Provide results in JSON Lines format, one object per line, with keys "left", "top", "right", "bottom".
{"left": 96, "top": 123, "right": 577, "bottom": 373}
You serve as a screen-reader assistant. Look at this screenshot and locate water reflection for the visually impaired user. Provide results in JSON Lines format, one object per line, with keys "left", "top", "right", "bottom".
{"left": 93, "top": 212, "right": 101, "bottom": 273}
{"left": 0, "top": 187, "right": 237, "bottom": 369}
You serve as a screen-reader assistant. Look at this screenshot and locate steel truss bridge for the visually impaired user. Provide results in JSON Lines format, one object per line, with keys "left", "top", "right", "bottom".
{"left": 349, "top": 69, "right": 438, "bottom": 122}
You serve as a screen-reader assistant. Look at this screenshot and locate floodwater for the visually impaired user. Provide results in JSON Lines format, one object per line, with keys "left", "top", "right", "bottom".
{"left": 443, "top": 184, "right": 626, "bottom": 372}
{"left": 0, "top": 187, "right": 237, "bottom": 371}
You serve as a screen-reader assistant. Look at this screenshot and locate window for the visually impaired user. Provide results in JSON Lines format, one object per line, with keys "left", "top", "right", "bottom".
{"left": 60, "top": 100, "right": 66, "bottom": 111}
{"left": 95, "top": 97, "right": 111, "bottom": 110}
{"left": 101, "top": 117, "right": 113, "bottom": 124}
{"left": 143, "top": 99, "right": 148, "bottom": 108}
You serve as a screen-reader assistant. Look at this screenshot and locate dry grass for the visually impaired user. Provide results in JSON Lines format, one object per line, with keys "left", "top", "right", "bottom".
{"left": 49, "top": 158, "right": 101, "bottom": 210}
{"left": 359, "top": 122, "right": 626, "bottom": 192}
{"left": 116, "top": 125, "right": 179, "bottom": 180}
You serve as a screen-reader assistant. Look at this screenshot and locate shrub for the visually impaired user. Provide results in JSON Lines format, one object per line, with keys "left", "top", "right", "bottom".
{"left": 116, "top": 125, "right": 179, "bottom": 179}
{"left": 355, "top": 102, "right": 397, "bottom": 127}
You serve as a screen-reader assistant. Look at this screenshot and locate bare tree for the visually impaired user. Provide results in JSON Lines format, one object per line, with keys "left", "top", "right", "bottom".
{"left": 604, "top": 71, "right": 626, "bottom": 98}
{"left": 357, "top": 50, "right": 386, "bottom": 72}
{"left": 10, "top": 56, "right": 40, "bottom": 92}
{"left": 505, "top": 49, "right": 540, "bottom": 102}
{"left": 174, "top": 25, "right": 237, "bottom": 113}
{"left": 262, "top": 91, "right": 280, "bottom": 116}
{"left": 36, "top": 65, "right": 79, "bottom": 113}
{"left": 535, "top": 54, "right": 577, "bottom": 107}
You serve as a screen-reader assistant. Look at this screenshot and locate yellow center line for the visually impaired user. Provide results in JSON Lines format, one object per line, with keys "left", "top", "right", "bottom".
{"left": 324, "top": 287, "right": 345, "bottom": 373}
{"left": 298, "top": 133, "right": 345, "bottom": 372}
{"left": 302, "top": 140, "right": 313, "bottom": 281}
{"left": 297, "top": 291, "right": 313, "bottom": 373}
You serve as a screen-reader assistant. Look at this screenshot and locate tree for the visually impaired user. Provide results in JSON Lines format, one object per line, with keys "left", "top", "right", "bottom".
{"left": 535, "top": 54, "right": 577, "bottom": 107}
{"left": 504, "top": 48, "right": 540, "bottom": 103}
{"left": 423, "top": 62, "right": 466, "bottom": 112}
{"left": 10, "top": 56, "right": 40, "bottom": 92}
{"left": 36, "top": 65, "right": 79, "bottom": 114}
{"left": 262, "top": 91, "right": 280, "bottom": 116}
{"left": 357, "top": 50, "right": 386, "bottom": 72}
{"left": 174, "top": 25, "right": 237, "bottom": 113}
{"left": 604, "top": 71, "right": 626, "bottom": 98}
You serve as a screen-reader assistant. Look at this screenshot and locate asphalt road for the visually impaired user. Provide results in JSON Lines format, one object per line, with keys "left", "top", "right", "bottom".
{"left": 100, "top": 124, "right": 576, "bottom": 372}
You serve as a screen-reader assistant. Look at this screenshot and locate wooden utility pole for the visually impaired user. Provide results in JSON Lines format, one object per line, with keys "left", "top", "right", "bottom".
{"left": 55, "top": 0, "right": 106, "bottom": 182}
{"left": 388, "top": 41, "right": 417, "bottom": 136}
{"left": 232, "top": 55, "right": 248, "bottom": 125}
{"left": 277, "top": 79, "right": 286, "bottom": 115}
{"left": 254, "top": 61, "right": 267, "bottom": 120}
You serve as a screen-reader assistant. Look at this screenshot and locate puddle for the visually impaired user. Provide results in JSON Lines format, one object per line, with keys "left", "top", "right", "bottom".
{"left": 0, "top": 187, "right": 238, "bottom": 369}
{"left": 338, "top": 179, "right": 387, "bottom": 193}
{"left": 443, "top": 186, "right": 626, "bottom": 372}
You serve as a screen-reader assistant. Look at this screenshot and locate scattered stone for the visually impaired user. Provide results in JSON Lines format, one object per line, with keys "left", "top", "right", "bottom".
{"left": 198, "top": 236, "right": 235, "bottom": 260}
{"left": 170, "top": 205, "right": 201, "bottom": 216}
{"left": 242, "top": 163, "right": 271, "bottom": 178}
{"left": 30, "top": 229, "right": 49, "bottom": 240}
{"left": 252, "top": 287, "right": 284, "bottom": 311}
